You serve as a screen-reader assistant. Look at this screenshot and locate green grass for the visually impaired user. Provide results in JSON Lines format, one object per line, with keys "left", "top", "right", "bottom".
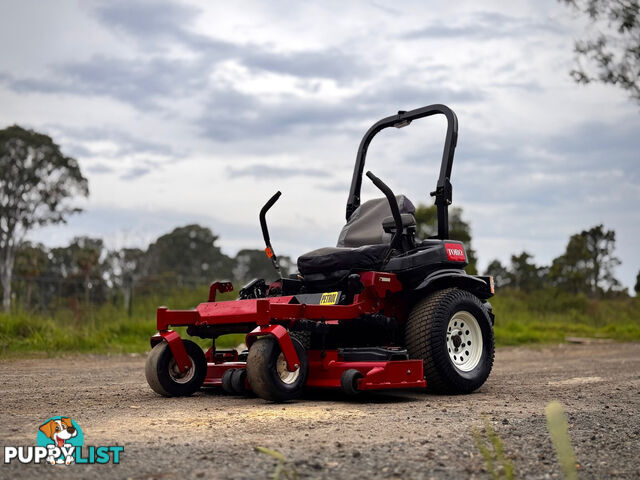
{"left": 254, "top": 446, "right": 299, "bottom": 480}
{"left": 545, "top": 401, "right": 579, "bottom": 480}
{"left": 473, "top": 402, "right": 579, "bottom": 480}
{"left": 492, "top": 289, "right": 640, "bottom": 346}
{"left": 0, "top": 287, "right": 638, "bottom": 357}
{"left": 472, "top": 417, "right": 515, "bottom": 480}
{"left": 0, "top": 286, "right": 241, "bottom": 357}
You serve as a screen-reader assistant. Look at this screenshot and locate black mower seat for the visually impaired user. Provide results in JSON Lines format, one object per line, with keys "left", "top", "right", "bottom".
{"left": 337, "top": 195, "right": 415, "bottom": 247}
{"left": 297, "top": 195, "right": 415, "bottom": 276}
{"left": 297, "top": 244, "right": 388, "bottom": 275}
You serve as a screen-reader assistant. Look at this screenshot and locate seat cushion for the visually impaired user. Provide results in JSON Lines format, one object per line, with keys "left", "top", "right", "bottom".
{"left": 297, "top": 244, "right": 389, "bottom": 275}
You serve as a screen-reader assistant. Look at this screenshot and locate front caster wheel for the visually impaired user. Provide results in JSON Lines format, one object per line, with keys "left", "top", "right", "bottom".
{"left": 221, "top": 368, "right": 236, "bottom": 394}
{"left": 246, "top": 336, "right": 308, "bottom": 402}
{"left": 145, "top": 339, "right": 207, "bottom": 397}
{"left": 231, "top": 368, "right": 249, "bottom": 395}
{"left": 341, "top": 369, "right": 363, "bottom": 396}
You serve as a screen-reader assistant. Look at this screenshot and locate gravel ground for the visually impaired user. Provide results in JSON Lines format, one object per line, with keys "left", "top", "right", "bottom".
{"left": 1, "top": 342, "right": 639, "bottom": 479}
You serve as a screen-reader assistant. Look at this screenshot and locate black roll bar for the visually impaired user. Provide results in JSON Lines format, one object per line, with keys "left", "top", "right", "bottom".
{"left": 345, "top": 104, "right": 458, "bottom": 240}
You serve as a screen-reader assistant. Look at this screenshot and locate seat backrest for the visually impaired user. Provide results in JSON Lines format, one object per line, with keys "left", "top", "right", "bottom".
{"left": 336, "top": 195, "right": 415, "bottom": 248}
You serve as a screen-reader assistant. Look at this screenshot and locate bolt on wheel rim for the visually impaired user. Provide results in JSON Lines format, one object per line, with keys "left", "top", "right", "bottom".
{"left": 446, "top": 311, "right": 483, "bottom": 372}
{"left": 276, "top": 353, "right": 300, "bottom": 384}
{"left": 168, "top": 355, "right": 195, "bottom": 384}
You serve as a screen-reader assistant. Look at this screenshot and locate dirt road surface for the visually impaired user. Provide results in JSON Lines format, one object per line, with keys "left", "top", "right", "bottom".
{"left": 1, "top": 343, "right": 639, "bottom": 479}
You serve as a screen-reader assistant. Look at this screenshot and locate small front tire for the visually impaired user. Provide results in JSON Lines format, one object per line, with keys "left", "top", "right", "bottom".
{"left": 341, "top": 369, "right": 363, "bottom": 396}
{"left": 221, "top": 368, "right": 236, "bottom": 394}
{"left": 231, "top": 368, "right": 249, "bottom": 395}
{"left": 246, "top": 336, "right": 308, "bottom": 402}
{"left": 145, "top": 339, "right": 207, "bottom": 397}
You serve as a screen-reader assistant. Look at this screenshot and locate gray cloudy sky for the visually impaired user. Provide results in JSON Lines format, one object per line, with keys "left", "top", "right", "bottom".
{"left": 1, "top": 0, "right": 639, "bottom": 289}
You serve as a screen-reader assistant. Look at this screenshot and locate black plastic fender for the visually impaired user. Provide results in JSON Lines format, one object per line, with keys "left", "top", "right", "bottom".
{"left": 412, "top": 269, "right": 493, "bottom": 300}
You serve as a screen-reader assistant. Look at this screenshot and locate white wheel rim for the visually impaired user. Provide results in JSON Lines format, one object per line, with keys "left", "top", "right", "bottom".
{"left": 446, "top": 311, "right": 483, "bottom": 372}
{"left": 276, "top": 353, "right": 300, "bottom": 384}
{"left": 168, "top": 356, "right": 195, "bottom": 384}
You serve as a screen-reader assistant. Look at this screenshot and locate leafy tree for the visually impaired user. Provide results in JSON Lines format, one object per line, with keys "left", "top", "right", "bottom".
{"left": 508, "top": 252, "right": 546, "bottom": 291}
{"left": 69, "top": 237, "right": 106, "bottom": 304}
{"left": 561, "top": 0, "right": 640, "bottom": 104}
{"left": 233, "top": 249, "right": 292, "bottom": 284}
{"left": 635, "top": 270, "right": 640, "bottom": 295}
{"left": 484, "top": 259, "right": 510, "bottom": 289}
{"left": 549, "top": 224, "right": 621, "bottom": 296}
{"left": 0, "top": 125, "right": 88, "bottom": 311}
{"left": 13, "top": 241, "right": 49, "bottom": 308}
{"left": 144, "top": 224, "right": 234, "bottom": 287}
{"left": 414, "top": 204, "right": 478, "bottom": 274}
{"left": 47, "top": 237, "right": 108, "bottom": 304}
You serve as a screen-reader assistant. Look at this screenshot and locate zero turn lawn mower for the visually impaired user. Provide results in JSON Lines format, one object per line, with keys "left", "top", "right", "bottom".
{"left": 145, "top": 104, "right": 495, "bottom": 402}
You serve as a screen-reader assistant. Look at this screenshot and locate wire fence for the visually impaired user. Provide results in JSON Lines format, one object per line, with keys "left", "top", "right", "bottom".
{"left": 7, "top": 273, "right": 217, "bottom": 318}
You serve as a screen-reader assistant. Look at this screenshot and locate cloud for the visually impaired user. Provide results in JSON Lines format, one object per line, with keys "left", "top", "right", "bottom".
{"left": 93, "top": 0, "right": 200, "bottom": 41}
{"left": 120, "top": 166, "right": 151, "bottom": 180}
{"left": 402, "top": 11, "right": 567, "bottom": 40}
{"left": 92, "top": 0, "right": 235, "bottom": 54}
{"left": 92, "top": 0, "right": 368, "bottom": 83}
{"left": 198, "top": 80, "right": 484, "bottom": 143}
{"left": 200, "top": 91, "right": 360, "bottom": 142}
{"left": 1, "top": 55, "right": 208, "bottom": 110}
{"left": 86, "top": 162, "right": 115, "bottom": 175}
{"left": 44, "top": 124, "right": 182, "bottom": 181}
{"left": 227, "top": 164, "right": 327, "bottom": 179}
{"left": 51, "top": 125, "right": 180, "bottom": 159}
{"left": 545, "top": 120, "right": 640, "bottom": 174}
{"left": 242, "top": 48, "right": 370, "bottom": 81}
{"left": 0, "top": 0, "right": 373, "bottom": 114}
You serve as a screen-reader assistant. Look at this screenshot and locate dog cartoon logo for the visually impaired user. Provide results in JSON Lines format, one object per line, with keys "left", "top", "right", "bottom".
{"left": 36, "top": 417, "right": 83, "bottom": 465}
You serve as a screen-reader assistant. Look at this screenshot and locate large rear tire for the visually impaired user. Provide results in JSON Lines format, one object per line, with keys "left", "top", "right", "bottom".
{"left": 405, "top": 288, "right": 494, "bottom": 394}
{"left": 246, "top": 336, "right": 308, "bottom": 402}
{"left": 145, "top": 339, "right": 207, "bottom": 397}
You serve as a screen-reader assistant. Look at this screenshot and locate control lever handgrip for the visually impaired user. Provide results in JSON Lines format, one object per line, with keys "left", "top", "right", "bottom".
{"left": 259, "top": 191, "right": 282, "bottom": 275}
{"left": 260, "top": 191, "right": 281, "bottom": 245}
{"left": 365, "top": 171, "right": 404, "bottom": 251}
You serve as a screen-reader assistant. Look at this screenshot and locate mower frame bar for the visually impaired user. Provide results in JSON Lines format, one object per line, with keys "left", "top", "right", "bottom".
{"left": 346, "top": 104, "right": 459, "bottom": 239}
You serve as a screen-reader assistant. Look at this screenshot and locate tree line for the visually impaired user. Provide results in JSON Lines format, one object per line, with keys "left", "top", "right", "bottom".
{"left": 8, "top": 215, "right": 634, "bottom": 316}
{"left": 485, "top": 224, "right": 633, "bottom": 298}
{"left": 10, "top": 225, "right": 292, "bottom": 314}
{"left": 416, "top": 205, "right": 635, "bottom": 298}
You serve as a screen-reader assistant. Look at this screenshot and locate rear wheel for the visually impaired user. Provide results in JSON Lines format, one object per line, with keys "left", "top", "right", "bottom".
{"left": 405, "top": 288, "right": 494, "bottom": 393}
{"left": 145, "top": 339, "right": 207, "bottom": 397}
{"left": 246, "top": 336, "right": 308, "bottom": 402}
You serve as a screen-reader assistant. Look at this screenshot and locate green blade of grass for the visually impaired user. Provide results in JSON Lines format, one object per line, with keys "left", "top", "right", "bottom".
{"left": 254, "top": 446, "right": 287, "bottom": 463}
{"left": 545, "top": 401, "right": 578, "bottom": 480}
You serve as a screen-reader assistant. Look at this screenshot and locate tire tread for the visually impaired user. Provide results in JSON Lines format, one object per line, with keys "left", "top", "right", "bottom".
{"left": 405, "top": 288, "right": 494, "bottom": 393}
